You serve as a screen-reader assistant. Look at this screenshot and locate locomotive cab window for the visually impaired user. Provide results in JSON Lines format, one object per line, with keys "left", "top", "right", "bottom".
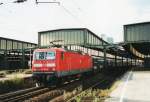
{"left": 35, "top": 52, "right": 45, "bottom": 60}
{"left": 34, "top": 51, "right": 55, "bottom": 60}
{"left": 46, "top": 52, "right": 55, "bottom": 60}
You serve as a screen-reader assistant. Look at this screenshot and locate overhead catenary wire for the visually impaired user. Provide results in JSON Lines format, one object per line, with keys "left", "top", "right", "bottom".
{"left": 1, "top": 0, "right": 87, "bottom": 27}
{"left": 59, "top": 0, "right": 93, "bottom": 29}
{"left": 1, "top": 0, "right": 89, "bottom": 29}
{"left": 0, "top": 2, "right": 3, "bottom": 5}
{"left": 35, "top": 0, "right": 60, "bottom": 5}
{"left": 70, "top": 0, "right": 83, "bottom": 13}
{"left": 59, "top": 3, "right": 88, "bottom": 28}
{"left": 0, "top": 0, "right": 27, "bottom": 5}
{"left": 0, "top": 0, "right": 16, "bottom": 14}
{"left": 60, "top": 4, "right": 81, "bottom": 23}
{"left": 35, "top": 0, "right": 87, "bottom": 27}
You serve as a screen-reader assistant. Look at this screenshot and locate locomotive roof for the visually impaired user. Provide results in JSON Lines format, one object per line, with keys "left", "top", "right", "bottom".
{"left": 34, "top": 48, "right": 66, "bottom": 52}
{"left": 34, "top": 48, "right": 89, "bottom": 55}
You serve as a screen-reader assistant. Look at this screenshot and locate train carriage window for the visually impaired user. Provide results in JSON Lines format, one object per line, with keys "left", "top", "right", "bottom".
{"left": 61, "top": 52, "right": 64, "bottom": 60}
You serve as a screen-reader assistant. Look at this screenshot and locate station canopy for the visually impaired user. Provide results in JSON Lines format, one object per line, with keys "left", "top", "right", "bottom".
{"left": 38, "top": 28, "right": 131, "bottom": 58}
{"left": 123, "top": 22, "right": 150, "bottom": 59}
{"left": 0, "top": 37, "right": 37, "bottom": 51}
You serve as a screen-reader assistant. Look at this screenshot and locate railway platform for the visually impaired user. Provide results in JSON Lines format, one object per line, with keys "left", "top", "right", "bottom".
{"left": 106, "top": 69, "right": 150, "bottom": 102}
{"left": 0, "top": 73, "right": 32, "bottom": 81}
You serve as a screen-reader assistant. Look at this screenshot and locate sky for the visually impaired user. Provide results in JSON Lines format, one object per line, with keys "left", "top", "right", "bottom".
{"left": 0, "top": 0, "right": 150, "bottom": 43}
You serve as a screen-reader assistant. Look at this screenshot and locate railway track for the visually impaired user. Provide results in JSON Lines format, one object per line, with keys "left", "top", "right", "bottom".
{"left": 49, "top": 73, "right": 116, "bottom": 102}
{"left": 37, "top": 74, "right": 107, "bottom": 102}
{"left": 0, "top": 70, "right": 126, "bottom": 102}
{"left": 66, "top": 79, "right": 108, "bottom": 102}
{"left": 0, "top": 86, "right": 51, "bottom": 102}
{"left": 0, "top": 78, "right": 80, "bottom": 102}
{"left": 65, "top": 70, "right": 126, "bottom": 102}
{"left": 24, "top": 79, "right": 81, "bottom": 102}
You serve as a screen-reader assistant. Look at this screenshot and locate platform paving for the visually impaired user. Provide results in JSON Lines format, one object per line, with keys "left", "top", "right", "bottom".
{"left": 106, "top": 71, "right": 150, "bottom": 102}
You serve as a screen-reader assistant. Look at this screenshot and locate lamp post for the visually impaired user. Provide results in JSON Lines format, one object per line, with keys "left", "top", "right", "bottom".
{"left": 27, "top": 47, "right": 34, "bottom": 69}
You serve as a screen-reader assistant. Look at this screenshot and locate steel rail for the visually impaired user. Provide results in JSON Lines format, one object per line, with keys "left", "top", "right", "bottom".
{"left": 0, "top": 86, "right": 49, "bottom": 102}
{"left": 0, "top": 86, "right": 43, "bottom": 100}
{"left": 2, "top": 87, "right": 50, "bottom": 102}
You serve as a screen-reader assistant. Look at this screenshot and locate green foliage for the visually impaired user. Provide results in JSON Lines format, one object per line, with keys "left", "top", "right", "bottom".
{"left": 0, "top": 77, "right": 25, "bottom": 94}
{"left": 0, "top": 71, "right": 6, "bottom": 78}
{"left": 71, "top": 88, "right": 109, "bottom": 102}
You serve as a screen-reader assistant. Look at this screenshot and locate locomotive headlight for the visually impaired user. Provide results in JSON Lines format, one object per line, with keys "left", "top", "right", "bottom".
{"left": 47, "top": 63, "right": 56, "bottom": 67}
{"left": 33, "top": 64, "right": 42, "bottom": 67}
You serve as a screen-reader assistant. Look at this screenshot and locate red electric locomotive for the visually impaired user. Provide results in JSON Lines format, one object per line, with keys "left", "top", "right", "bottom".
{"left": 32, "top": 47, "right": 93, "bottom": 85}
